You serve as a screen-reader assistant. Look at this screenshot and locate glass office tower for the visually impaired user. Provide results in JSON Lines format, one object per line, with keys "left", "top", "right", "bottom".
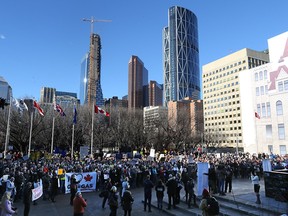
{"left": 163, "top": 6, "right": 201, "bottom": 106}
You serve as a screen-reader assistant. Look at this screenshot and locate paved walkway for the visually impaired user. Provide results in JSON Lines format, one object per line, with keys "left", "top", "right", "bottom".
{"left": 12, "top": 177, "right": 287, "bottom": 216}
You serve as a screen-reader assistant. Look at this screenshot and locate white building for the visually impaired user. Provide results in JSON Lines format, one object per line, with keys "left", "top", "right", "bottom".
{"left": 240, "top": 31, "right": 288, "bottom": 155}
{"left": 0, "top": 76, "right": 12, "bottom": 101}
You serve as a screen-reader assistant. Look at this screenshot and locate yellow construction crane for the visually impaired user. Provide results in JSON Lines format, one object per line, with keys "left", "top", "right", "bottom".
{"left": 82, "top": 16, "right": 112, "bottom": 35}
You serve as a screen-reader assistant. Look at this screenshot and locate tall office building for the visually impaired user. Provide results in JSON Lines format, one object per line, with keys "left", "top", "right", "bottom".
{"left": 202, "top": 48, "right": 269, "bottom": 150}
{"left": 80, "top": 53, "right": 89, "bottom": 105}
{"left": 40, "top": 87, "right": 56, "bottom": 104}
{"left": 163, "top": 6, "right": 201, "bottom": 106}
{"left": 128, "top": 55, "right": 148, "bottom": 110}
{"left": 82, "top": 33, "right": 104, "bottom": 107}
{"left": 149, "top": 80, "right": 163, "bottom": 106}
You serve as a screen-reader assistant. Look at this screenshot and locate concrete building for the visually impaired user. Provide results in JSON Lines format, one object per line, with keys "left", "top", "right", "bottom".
{"left": 128, "top": 55, "right": 148, "bottom": 110}
{"left": 240, "top": 31, "right": 288, "bottom": 155}
{"left": 149, "top": 80, "right": 163, "bottom": 107}
{"left": 105, "top": 96, "right": 128, "bottom": 110}
{"left": 55, "top": 91, "right": 79, "bottom": 107}
{"left": 163, "top": 6, "right": 201, "bottom": 106}
{"left": 0, "top": 76, "right": 12, "bottom": 101}
{"left": 167, "top": 98, "right": 204, "bottom": 136}
{"left": 202, "top": 48, "right": 269, "bottom": 150}
{"left": 40, "top": 87, "right": 56, "bottom": 104}
{"left": 143, "top": 106, "right": 168, "bottom": 133}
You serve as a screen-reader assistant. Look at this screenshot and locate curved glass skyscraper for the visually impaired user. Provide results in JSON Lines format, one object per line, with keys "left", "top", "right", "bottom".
{"left": 163, "top": 6, "right": 201, "bottom": 106}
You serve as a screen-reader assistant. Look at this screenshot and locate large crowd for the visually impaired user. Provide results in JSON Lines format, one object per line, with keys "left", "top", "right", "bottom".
{"left": 0, "top": 150, "right": 287, "bottom": 215}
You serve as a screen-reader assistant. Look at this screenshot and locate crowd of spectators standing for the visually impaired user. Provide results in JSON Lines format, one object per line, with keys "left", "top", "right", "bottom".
{"left": 0, "top": 150, "right": 286, "bottom": 214}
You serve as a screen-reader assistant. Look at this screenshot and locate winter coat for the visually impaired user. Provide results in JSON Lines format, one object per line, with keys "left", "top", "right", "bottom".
{"left": 0, "top": 200, "right": 16, "bottom": 216}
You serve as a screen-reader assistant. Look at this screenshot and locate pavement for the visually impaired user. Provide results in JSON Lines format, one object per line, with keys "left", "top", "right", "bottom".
{"left": 12, "top": 177, "right": 288, "bottom": 216}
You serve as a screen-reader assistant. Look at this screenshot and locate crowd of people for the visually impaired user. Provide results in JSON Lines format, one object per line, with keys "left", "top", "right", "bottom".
{"left": 0, "top": 150, "right": 286, "bottom": 215}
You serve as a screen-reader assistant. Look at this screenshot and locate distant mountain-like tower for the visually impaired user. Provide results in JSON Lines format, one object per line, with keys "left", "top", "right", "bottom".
{"left": 163, "top": 6, "right": 201, "bottom": 106}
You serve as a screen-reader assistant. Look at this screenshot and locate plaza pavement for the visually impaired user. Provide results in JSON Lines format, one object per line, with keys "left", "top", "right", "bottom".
{"left": 12, "top": 177, "right": 287, "bottom": 216}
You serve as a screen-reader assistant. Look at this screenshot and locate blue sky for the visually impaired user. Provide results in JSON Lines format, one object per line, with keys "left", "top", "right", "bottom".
{"left": 0, "top": 0, "right": 287, "bottom": 101}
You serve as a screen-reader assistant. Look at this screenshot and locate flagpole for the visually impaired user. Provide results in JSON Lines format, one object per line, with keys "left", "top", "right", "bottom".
{"left": 28, "top": 112, "right": 33, "bottom": 158}
{"left": 91, "top": 104, "right": 94, "bottom": 157}
{"left": 71, "top": 124, "right": 74, "bottom": 159}
{"left": 51, "top": 116, "right": 55, "bottom": 154}
{"left": 4, "top": 96, "right": 12, "bottom": 158}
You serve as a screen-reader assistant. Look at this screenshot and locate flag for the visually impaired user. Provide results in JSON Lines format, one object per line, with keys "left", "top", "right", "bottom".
{"left": 73, "top": 105, "right": 77, "bottom": 124}
{"left": 19, "top": 99, "right": 28, "bottom": 111}
{"left": 94, "top": 105, "right": 110, "bottom": 117}
{"left": 54, "top": 103, "right": 66, "bottom": 116}
{"left": 33, "top": 100, "right": 45, "bottom": 116}
{"left": 255, "top": 112, "right": 260, "bottom": 119}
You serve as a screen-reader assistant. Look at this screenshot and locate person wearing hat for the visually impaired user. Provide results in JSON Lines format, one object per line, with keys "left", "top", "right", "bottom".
{"left": 23, "top": 182, "right": 32, "bottom": 216}
{"left": 165, "top": 174, "right": 177, "bottom": 210}
{"left": 108, "top": 186, "right": 119, "bottom": 216}
{"left": 73, "top": 191, "right": 87, "bottom": 216}
{"left": 143, "top": 175, "right": 154, "bottom": 212}
{"left": 199, "top": 188, "right": 210, "bottom": 216}
{"left": 70, "top": 174, "right": 81, "bottom": 206}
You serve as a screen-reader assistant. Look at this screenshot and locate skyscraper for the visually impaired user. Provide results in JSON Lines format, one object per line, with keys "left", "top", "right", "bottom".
{"left": 163, "top": 6, "right": 201, "bottom": 106}
{"left": 82, "top": 33, "right": 104, "bottom": 107}
{"left": 40, "top": 87, "right": 55, "bottom": 104}
{"left": 128, "top": 55, "right": 148, "bottom": 109}
{"left": 80, "top": 53, "right": 89, "bottom": 105}
{"left": 149, "top": 80, "right": 163, "bottom": 106}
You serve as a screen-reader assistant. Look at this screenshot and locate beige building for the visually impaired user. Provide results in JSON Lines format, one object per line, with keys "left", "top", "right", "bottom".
{"left": 202, "top": 48, "right": 269, "bottom": 150}
{"left": 240, "top": 31, "right": 288, "bottom": 155}
{"left": 168, "top": 98, "right": 204, "bottom": 136}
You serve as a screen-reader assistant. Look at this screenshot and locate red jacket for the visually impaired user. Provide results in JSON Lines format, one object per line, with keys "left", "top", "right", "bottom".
{"left": 73, "top": 196, "right": 87, "bottom": 214}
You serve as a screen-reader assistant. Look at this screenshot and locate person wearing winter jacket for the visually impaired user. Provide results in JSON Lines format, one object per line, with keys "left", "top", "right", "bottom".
{"left": 0, "top": 192, "right": 16, "bottom": 216}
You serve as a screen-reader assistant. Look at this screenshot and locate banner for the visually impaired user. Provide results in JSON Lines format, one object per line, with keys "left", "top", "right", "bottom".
{"left": 262, "top": 159, "right": 272, "bottom": 172}
{"left": 197, "top": 162, "right": 209, "bottom": 196}
{"left": 32, "top": 180, "right": 43, "bottom": 201}
{"left": 65, "top": 172, "right": 97, "bottom": 194}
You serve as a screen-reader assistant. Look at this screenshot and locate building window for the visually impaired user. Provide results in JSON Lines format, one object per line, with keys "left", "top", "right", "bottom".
{"left": 284, "top": 80, "right": 288, "bottom": 91}
{"left": 278, "top": 124, "right": 285, "bottom": 140}
{"left": 264, "top": 70, "right": 267, "bottom": 80}
{"left": 276, "top": 100, "right": 283, "bottom": 115}
{"left": 266, "top": 125, "right": 272, "bottom": 138}
{"left": 266, "top": 102, "right": 271, "bottom": 117}
{"left": 260, "top": 86, "right": 264, "bottom": 95}
{"left": 278, "top": 81, "right": 283, "bottom": 92}
{"left": 257, "top": 104, "right": 261, "bottom": 115}
{"left": 256, "top": 87, "right": 259, "bottom": 96}
{"left": 280, "top": 145, "right": 287, "bottom": 155}
{"left": 262, "top": 103, "right": 266, "bottom": 117}
{"left": 255, "top": 73, "right": 258, "bottom": 81}
{"left": 259, "top": 71, "right": 263, "bottom": 80}
{"left": 265, "top": 85, "right": 268, "bottom": 94}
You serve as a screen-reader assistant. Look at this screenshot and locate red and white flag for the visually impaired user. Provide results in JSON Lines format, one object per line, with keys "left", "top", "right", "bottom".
{"left": 94, "top": 105, "right": 110, "bottom": 117}
{"left": 54, "top": 103, "right": 66, "bottom": 116}
{"left": 33, "top": 101, "right": 44, "bottom": 116}
{"left": 255, "top": 112, "right": 260, "bottom": 119}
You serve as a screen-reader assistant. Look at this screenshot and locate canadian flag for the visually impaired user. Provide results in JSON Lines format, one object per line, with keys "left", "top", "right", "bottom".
{"left": 255, "top": 112, "right": 260, "bottom": 119}
{"left": 94, "top": 105, "right": 110, "bottom": 117}
{"left": 33, "top": 101, "right": 44, "bottom": 116}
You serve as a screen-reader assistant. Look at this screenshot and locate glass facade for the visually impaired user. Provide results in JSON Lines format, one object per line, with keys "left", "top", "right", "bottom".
{"left": 80, "top": 53, "right": 89, "bottom": 105}
{"left": 163, "top": 6, "right": 201, "bottom": 106}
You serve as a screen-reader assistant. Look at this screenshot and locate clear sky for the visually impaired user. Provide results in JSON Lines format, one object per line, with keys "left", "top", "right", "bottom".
{"left": 0, "top": 0, "right": 287, "bottom": 101}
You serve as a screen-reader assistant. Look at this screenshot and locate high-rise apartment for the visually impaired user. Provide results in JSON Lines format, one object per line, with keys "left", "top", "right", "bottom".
{"left": 128, "top": 55, "right": 148, "bottom": 109}
{"left": 84, "top": 33, "right": 104, "bottom": 107}
{"left": 0, "top": 76, "right": 12, "bottom": 101}
{"left": 163, "top": 6, "right": 201, "bottom": 106}
{"left": 149, "top": 80, "right": 163, "bottom": 106}
{"left": 202, "top": 48, "right": 269, "bottom": 150}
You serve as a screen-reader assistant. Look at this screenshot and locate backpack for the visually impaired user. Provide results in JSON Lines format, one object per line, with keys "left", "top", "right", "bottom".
{"left": 206, "top": 197, "right": 219, "bottom": 215}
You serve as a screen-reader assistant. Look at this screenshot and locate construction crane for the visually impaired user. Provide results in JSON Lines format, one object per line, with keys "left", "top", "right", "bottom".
{"left": 82, "top": 16, "right": 112, "bottom": 35}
